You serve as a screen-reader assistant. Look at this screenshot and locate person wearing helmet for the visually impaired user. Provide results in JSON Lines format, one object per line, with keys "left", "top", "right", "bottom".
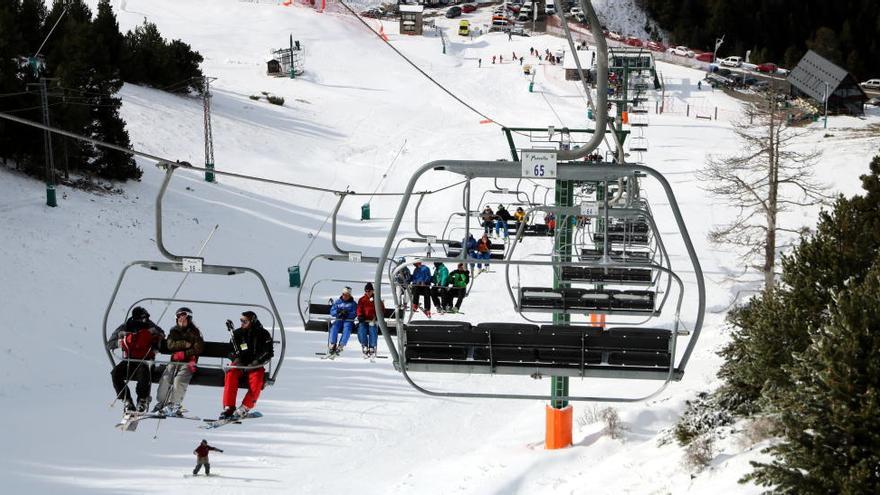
{"left": 430, "top": 261, "right": 450, "bottom": 313}
{"left": 107, "top": 306, "right": 165, "bottom": 413}
{"left": 326, "top": 287, "right": 358, "bottom": 356}
{"left": 393, "top": 258, "right": 412, "bottom": 311}
{"left": 356, "top": 282, "right": 384, "bottom": 357}
{"left": 480, "top": 205, "right": 495, "bottom": 235}
{"left": 410, "top": 261, "right": 433, "bottom": 317}
{"left": 494, "top": 204, "right": 512, "bottom": 238}
{"left": 192, "top": 439, "right": 223, "bottom": 476}
{"left": 220, "top": 310, "right": 274, "bottom": 419}
{"left": 153, "top": 307, "right": 204, "bottom": 415}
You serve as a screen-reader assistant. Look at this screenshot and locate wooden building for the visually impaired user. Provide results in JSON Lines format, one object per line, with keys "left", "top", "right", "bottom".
{"left": 788, "top": 50, "right": 867, "bottom": 115}
{"left": 400, "top": 5, "right": 424, "bottom": 36}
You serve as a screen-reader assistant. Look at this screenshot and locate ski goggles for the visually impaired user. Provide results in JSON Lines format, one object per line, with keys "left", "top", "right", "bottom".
{"left": 176, "top": 309, "right": 193, "bottom": 318}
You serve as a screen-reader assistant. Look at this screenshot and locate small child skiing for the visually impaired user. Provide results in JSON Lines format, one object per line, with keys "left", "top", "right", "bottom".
{"left": 193, "top": 439, "right": 223, "bottom": 476}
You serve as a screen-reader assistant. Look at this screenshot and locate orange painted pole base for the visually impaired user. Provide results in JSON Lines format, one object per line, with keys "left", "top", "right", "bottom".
{"left": 545, "top": 404, "right": 573, "bottom": 449}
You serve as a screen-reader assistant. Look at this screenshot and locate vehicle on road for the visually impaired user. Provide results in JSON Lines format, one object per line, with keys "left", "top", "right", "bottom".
{"left": 695, "top": 52, "right": 713, "bottom": 63}
{"left": 462, "top": 3, "right": 477, "bottom": 13}
{"left": 646, "top": 41, "right": 666, "bottom": 52}
{"left": 720, "top": 56, "right": 743, "bottom": 67}
{"left": 624, "top": 37, "right": 643, "bottom": 47}
{"left": 861, "top": 79, "right": 880, "bottom": 90}
{"left": 459, "top": 20, "right": 470, "bottom": 35}
{"left": 755, "top": 62, "right": 778, "bottom": 73}
{"left": 867, "top": 96, "right": 880, "bottom": 106}
{"left": 446, "top": 5, "right": 462, "bottom": 18}
{"left": 669, "top": 45, "right": 694, "bottom": 57}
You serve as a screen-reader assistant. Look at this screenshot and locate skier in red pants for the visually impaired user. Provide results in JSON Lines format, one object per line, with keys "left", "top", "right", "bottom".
{"left": 220, "top": 311, "right": 274, "bottom": 420}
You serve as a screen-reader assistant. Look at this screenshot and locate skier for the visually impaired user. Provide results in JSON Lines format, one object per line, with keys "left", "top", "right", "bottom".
{"left": 480, "top": 205, "right": 495, "bottom": 234}
{"left": 393, "top": 257, "right": 412, "bottom": 311}
{"left": 495, "top": 204, "right": 512, "bottom": 238}
{"left": 697, "top": 80, "right": 702, "bottom": 90}
{"left": 107, "top": 306, "right": 165, "bottom": 413}
{"left": 465, "top": 233, "right": 478, "bottom": 273}
{"left": 492, "top": 55, "right": 496, "bottom": 64}
{"left": 193, "top": 439, "right": 223, "bottom": 476}
{"left": 444, "top": 263, "right": 470, "bottom": 312}
{"left": 500, "top": 54, "right": 504, "bottom": 63}
{"left": 430, "top": 261, "right": 450, "bottom": 313}
{"left": 475, "top": 233, "right": 492, "bottom": 272}
{"left": 519, "top": 56, "right": 524, "bottom": 65}
{"left": 514, "top": 206, "right": 526, "bottom": 227}
{"left": 478, "top": 58, "right": 481, "bottom": 68}
{"left": 356, "top": 282, "right": 383, "bottom": 357}
{"left": 410, "top": 261, "right": 433, "bottom": 316}
{"left": 544, "top": 212, "right": 556, "bottom": 235}
{"left": 219, "top": 310, "right": 274, "bottom": 420}
{"left": 154, "top": 307, "right": 204, "bottom": 416}
{"left": 326, "top": 287, "right": 357, "bottom": 357}
{"left": 512, "top": 51, "right": 516, "bottom": 60}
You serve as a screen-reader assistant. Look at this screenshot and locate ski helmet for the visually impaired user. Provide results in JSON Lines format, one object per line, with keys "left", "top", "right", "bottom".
{"left": 132, "top": 306, "right": 150, "bottom": 321}
{"left": 175, "top": 307, "right": 193, "bottom": 319}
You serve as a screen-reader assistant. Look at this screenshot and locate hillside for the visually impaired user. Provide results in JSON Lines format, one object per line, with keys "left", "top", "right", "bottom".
{"left": 1, "top": 1, "right": 878, "bottom": 494}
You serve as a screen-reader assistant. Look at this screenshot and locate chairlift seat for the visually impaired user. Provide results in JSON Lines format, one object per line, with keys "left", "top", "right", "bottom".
{"left": 519, "top": 288, "right": 564, "bottom": 309}
{"left": 580, "top": 248, "right": 652, "bottom": 263}
{"left": 473, "top": 323, "right": 540, "bottom": 363}
{"left": 404, "top": 322, "right": 477, "bottom": 363}
{"left": 593, "top": 232, "right": 650, "bottom": 245}
{"left": 607, "top": 222, "right": 650, "bottom": 234}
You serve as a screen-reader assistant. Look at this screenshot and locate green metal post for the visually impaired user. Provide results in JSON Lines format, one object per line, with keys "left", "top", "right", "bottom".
{"left": 551, "top": 179, "right": 574, "bottom": 409}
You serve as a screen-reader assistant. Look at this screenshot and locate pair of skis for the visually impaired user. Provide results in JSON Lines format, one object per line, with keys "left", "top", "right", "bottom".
{"left": 200, "top": 410, "right": 263, "bottom": 429}
{"left": 115, "top": 410, "right": 201, "bottom": 432}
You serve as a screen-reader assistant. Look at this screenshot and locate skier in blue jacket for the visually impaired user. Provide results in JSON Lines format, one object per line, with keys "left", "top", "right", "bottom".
{"left": 410, "top": 261, "right": 433, "bottom": 316}
{"left": 328, "top": 287, "right": 358, "bottom": 355}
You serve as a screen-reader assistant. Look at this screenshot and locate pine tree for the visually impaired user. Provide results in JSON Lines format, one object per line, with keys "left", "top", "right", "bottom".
{"left": 744, "top": 261, "right": 880, "bottom": 493}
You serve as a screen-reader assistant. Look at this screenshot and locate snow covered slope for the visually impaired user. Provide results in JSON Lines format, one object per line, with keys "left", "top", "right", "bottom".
{"left": 1, "top": 1, "right": 877, "bottom": 493}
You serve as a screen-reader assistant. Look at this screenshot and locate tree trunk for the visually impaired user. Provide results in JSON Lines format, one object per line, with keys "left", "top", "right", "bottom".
{"left": 764, "top": 99, "right": 778, "bottom": 291}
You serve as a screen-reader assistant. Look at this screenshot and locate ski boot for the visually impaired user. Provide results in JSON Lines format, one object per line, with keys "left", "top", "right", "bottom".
{"left": 136, "top": 396, "right": 151, "bottom": 413}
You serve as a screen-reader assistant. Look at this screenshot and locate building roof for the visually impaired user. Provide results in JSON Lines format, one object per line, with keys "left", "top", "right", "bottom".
{"left": 788, "top": 50, "right": 848, "bottom": 102}
{"left": 399, "top": 5, "right": 424, "bottom": 13}
{"left": 563, "top": 50, "right": 597, "bottom": 70}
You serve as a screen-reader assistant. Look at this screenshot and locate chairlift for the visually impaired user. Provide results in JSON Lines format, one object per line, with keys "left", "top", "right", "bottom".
{"left": 629, "top": 136, "right": 648, "bottom": 152}
{"left": 372, "top": 160, "right": 705, "bottom": 402}
{"left": 103, "top": 166, "right": 286, "bottom": 388}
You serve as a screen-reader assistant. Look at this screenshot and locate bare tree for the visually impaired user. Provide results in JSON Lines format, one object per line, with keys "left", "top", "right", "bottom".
{"left": 698, "top": 91, "right": 826, "bottom": 290}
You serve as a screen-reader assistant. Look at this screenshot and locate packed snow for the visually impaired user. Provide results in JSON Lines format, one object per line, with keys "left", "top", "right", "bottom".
{"left": 1, "top": 1, "right": 878, "bottom": 493}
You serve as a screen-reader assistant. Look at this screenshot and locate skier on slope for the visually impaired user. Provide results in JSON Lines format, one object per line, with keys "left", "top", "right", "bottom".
{"left": 326, "top": 287, "right": 358, "bottom": 357}
{"left": 219, "top": 310, "right": 274, "bottom": 420}
{"left": 356, "top": 282, "right": 384, "bottom": 358}
{"left": 193, "top": 439, "right": 223, "bottom": 476}
{"left": 107, "top": 306, "right": 165, "bottom": 413}
{"left": 410, "top": 261, "right": 433, "bottom": 317}
{"left": 154, "top": 307, "right": 204, "bottom": 416}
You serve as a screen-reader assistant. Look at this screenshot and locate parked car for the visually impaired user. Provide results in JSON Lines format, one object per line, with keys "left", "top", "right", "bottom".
{"left": 751, "top": 81, "right": 770, "bottom": 92}
{"left": 755, "top": 62, "right": 778, "bottom": 73}
{"left": 569, "top": 6, "right": 583, "bottom": 17}
{"left": 867, "top": 96, "right": 880, "bottom": 106}
{"left": 606, "top": 31, "right": 623, "bottom": 41}
{"left": 669, "top": 45, "right": 694, "bottom": 57}
{"left": 695, "top": 52, "right": 714, "bottom": 63}
{"left": 861, "top": 79, "right": 880, "bottom": 90}
{"left": 446, "top": 6, "right": 462, "bottom": 17}
{"left": 720, "top": 56, "right": 743, "bottom": 67}
{"left": 461, "top": 3, "right": 477, "bottom": 13}
{"left": 624, "top": 37, "right": 643, "bottom": 47}
{"left": 646, "top": 41, "right": 666, "bottom": 52}
{"left": 361, "top": 7, "right": 385, "bottom": 18}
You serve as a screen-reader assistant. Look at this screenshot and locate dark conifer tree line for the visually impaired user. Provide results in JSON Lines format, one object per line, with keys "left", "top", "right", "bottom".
{"left": 0, "top": 0, "right": 203, "bottom": 182}
{"left": 636, "top": 0, "right": 880, "bottom": 78}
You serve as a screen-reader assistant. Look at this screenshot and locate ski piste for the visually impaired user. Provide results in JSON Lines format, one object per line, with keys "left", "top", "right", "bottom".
{"left": 115, "top": 411, "right": 201, "bottom": 431}
{"left": 200, "top": 410, "right": 263, "bottom": 429}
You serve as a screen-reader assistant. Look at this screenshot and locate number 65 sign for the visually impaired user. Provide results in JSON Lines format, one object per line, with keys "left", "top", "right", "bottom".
{"left": 521, "top": 150, "right": 557, "bottom": 179}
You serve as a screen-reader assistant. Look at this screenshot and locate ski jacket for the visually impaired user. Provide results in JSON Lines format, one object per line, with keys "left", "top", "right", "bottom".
{"left": 497, "top": 207, "right": 512, "bottom": 222}
{"left": 466, "top": 235, "right": 477, "bottom": 252}
{"left": 330, "top": 297, "right": 358, "bottom": 321}
{"left": 108, "top": 318, "right": 165, "bottom": 360}
{"left": 477, "top": 238, "right": 491, "bottom": 253}
{"left": 480, "top": 208, "right": 495, "bottom": 223}
{"left": 411, "top": 264, "right": 432, "bottom": 285}
{"left": 356, "top": 294, "right": 384, "bottom": 321}
{"left": 166, "top": 323, "right": 205, "bottom": 362}
{"left": 395, "top": 266, "right": 412, "bottom": 286}
{"left": 194, "top": 444, "right": 222, "bottom": 457}
{"left": 432, "top": 264, "right": 449, "bottom": 286}
{"left": 450, "top": 269, "right": 470, "bottom": 288}
{"left": 514, "top": 210, "right": 526, "bottom": 222}
{"left": 231, "top": 321, "right": 274, "bottom": 367}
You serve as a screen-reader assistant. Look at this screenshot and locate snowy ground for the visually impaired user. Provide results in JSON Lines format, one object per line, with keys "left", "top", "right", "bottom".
{"left": 1, "top": 1, "right": 878, "bottom": 493}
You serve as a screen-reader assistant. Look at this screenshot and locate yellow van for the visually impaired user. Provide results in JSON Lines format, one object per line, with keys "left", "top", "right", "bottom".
{"left": 458, "top": 20, "right": 470, "bottom": 36}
